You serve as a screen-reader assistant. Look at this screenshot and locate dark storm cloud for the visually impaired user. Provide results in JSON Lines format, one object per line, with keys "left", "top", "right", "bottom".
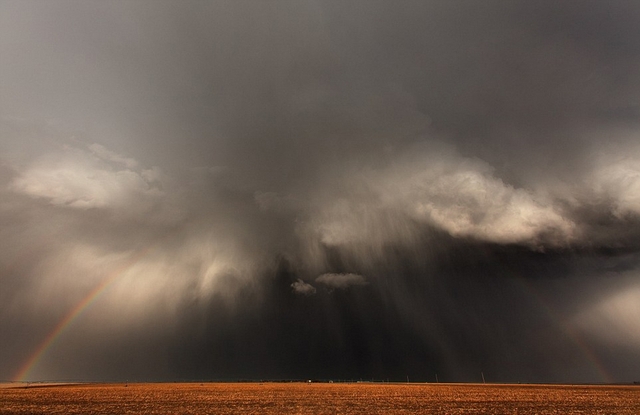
{"left": 2, "top": 0, "right": 640, "bottom": 382}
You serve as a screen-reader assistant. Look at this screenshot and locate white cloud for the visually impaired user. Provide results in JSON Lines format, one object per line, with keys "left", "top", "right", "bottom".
{"left": 9, "top": 145, "right": 166, "bottom": 217}
{"left": 311, "top": 146, "right": 575, "bottom": 248}
{"left": 386, "top": 158, "right": 574, "bottom": 244}
{"left": 316, "top": 273, "right": 368, "bottom": 289}
{"left": 291, "top": 279, "right": 316, "bottom": 295}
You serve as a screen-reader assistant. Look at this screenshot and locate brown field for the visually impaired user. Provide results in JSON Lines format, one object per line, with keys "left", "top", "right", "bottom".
{"left": 1, "top": 382, "right": 639, "bottom": 414}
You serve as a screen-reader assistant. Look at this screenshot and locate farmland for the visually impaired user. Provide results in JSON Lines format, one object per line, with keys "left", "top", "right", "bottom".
{"left": 1, "top": 382, "right": 639, "bottom": 414}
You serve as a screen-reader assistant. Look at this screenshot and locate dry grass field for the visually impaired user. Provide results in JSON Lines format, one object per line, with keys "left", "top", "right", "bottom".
{"left": 1, "top": 382, "right": 639, "bottom": 414}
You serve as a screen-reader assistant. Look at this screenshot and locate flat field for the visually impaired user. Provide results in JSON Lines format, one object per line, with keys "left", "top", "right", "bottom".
{"left": 1, "top": 382, "right": 639, "bottom": 414}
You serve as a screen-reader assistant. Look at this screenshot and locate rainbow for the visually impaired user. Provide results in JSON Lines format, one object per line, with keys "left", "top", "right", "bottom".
{"left": 13, "top": 244, "right": 159, "bottom": 382}
{"left": 509, "top": 273, "right": 614, "bottom": 383}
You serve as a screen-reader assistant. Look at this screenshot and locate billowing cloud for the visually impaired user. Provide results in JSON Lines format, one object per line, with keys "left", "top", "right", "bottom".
{"left": 385, "top": 155, "right": 574, "bottom": 245}
{"left": 309, "top": 146, "right": 576, "bottom": 249}
{"left": 316, "top": 273, "right": 368, "bottom": 290}
{"left": 9, "top": 144, "right": 166, "bottom": 217}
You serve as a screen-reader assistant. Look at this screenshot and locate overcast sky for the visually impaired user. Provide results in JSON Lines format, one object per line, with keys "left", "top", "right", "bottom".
{"left": 2, "top": 0, "right": 640, "bottom": 383}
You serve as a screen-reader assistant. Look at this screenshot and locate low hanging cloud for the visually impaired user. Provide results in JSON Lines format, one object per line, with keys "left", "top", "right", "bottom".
{"left": 291, "top": 279, "right": 317, "bottom": 296}
{"left": 309, "top": 145, "right": 576, "bottom": 250}
{"left": 387, "top": 152, "right": 575, "bottom": 245}
{"left": 316, "top": 273, "right": 368, "bottom": 290}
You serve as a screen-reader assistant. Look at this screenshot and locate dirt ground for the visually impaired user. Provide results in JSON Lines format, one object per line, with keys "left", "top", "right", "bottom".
{"left": 1, "top": 382, "right": 639, "bottom": 414}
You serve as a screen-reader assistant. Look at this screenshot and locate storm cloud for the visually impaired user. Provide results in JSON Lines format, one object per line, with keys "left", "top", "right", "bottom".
{"left": 2, "top": 0, "right": 640, "bottom": 383}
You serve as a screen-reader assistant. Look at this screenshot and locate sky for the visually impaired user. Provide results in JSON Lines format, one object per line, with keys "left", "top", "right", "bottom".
{"left": 1, "top": 0, "right": 640, "bottom": 383}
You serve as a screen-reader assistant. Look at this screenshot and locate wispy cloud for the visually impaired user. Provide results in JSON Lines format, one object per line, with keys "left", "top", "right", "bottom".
{"left": 316, "top": 273, "right": 368, "bottom": 290}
